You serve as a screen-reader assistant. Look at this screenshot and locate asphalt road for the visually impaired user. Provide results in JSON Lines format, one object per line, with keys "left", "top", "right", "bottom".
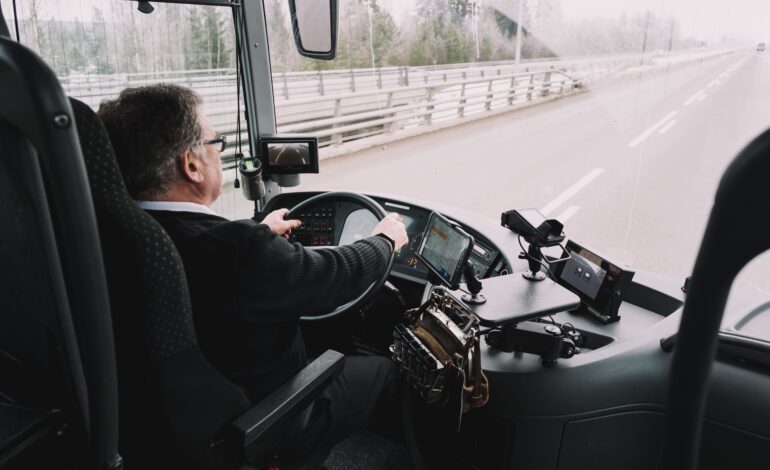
{"left": 217, "top": 50, "right": 770, "bottom": 300}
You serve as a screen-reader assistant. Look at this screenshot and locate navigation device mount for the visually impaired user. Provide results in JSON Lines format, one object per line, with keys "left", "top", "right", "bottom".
{"left": 501, "top": 208, "right": 566, "bottom": 282}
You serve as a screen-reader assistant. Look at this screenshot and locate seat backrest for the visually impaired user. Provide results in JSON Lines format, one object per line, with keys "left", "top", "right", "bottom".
{"left": 70, "top": 98, "right": 252, "bottom": 470}
{"left": 0, "top": 37, "right": 119, "bottom": 468}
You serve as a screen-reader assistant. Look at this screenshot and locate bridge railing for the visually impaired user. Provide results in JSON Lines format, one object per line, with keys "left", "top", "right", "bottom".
{"left": 274, "top": 69, "right": 580, "bottom": 149}
{"left": 59, "top": 50, "right": 672, "bottom": 104}
{"left": 60, "top": 49, "right": 729, "bottom": 168}
{"left": 207, "top": 68, "right": 579, "bottom": 168}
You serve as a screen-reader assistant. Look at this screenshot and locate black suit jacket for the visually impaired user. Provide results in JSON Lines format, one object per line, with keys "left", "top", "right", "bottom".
{"left": 147, "top": 210, "right": 392, "bottom": 401}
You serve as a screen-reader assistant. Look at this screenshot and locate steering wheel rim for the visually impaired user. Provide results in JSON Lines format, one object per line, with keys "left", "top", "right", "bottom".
{"left": 286, "top": 191, "right": 395, "bottom": 322}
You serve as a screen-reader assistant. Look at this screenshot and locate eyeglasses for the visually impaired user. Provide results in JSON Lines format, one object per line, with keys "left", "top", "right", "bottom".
{"left": 202, "top": 134, "right": 227, "bottom": 152}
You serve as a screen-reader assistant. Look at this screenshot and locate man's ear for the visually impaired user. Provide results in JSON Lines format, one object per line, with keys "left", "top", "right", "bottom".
{"left": 179, "top": 147, "right": 204, "bottom": 183}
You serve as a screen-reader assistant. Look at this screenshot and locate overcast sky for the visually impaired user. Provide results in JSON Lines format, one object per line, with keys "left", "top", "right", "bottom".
{"left": 4, "top": 0, "right": 768, "bottom": 43}
{"left": 379, "top": 0, "right": 770, "bottom": 43}
{"left": 560, "top": 0, "right": 770, "bottom": 42}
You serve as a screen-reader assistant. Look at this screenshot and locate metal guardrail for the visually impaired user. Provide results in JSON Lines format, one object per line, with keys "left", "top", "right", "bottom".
{"left": 60, "top": 50, "right": 728, "bottom": 168}
{"left": 276, "top": 69, "right": 579, "bottom": 148}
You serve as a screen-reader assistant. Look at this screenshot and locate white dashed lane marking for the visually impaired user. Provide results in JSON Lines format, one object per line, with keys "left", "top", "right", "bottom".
{"left": 542, "top": 168, "right": 604, "bottom": 216}
{"left": 659, "top": 120, "right": 677, "bottom": 134}
{"left": 628, "top": 111, "right": 678, "bottom": 148}
{"left": 555, "top": 205, "right": 581, "bottom": 224}
{"left": 683, "top": 89, "right": 705, "bottom": 106}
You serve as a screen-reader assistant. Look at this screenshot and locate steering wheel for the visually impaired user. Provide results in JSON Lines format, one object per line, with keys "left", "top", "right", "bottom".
{"left": 285, "top": 191, "right": 396, "bottom": 321}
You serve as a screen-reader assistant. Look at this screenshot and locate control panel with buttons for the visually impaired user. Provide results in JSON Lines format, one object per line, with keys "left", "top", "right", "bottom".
{"left": 466, "top": 242, "right": 499, "bottom": 278}
{"left": 291, "top": 205, "right": 336, "bottom": 246}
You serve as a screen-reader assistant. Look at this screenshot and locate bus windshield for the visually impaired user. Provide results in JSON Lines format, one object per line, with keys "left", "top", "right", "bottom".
{"left": 3, "top": 0, "right": 769, "bottom": 301}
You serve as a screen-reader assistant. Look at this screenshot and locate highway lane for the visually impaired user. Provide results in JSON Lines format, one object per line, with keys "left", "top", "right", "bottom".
{"left": 561, "top": 51, "right": 770, "bottom": 300}
{"left": 216, "top": 51, "right": 770, "bottom": 298}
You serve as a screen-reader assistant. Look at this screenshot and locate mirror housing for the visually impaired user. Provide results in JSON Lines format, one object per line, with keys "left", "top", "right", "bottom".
{"left": 288, "top": 0, "right": 338, "bottom": 60}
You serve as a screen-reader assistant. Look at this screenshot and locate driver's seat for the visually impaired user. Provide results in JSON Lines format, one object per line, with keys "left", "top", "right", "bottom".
{"left": 69, "top": 98, "right": 343, "bottom": 469}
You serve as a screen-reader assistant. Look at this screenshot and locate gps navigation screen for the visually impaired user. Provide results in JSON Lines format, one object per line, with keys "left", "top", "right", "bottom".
{"left": 418, "top": 212, "right": 473, "bottom": 289}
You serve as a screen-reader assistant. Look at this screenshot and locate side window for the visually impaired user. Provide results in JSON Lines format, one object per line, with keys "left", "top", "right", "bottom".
{"left": 2, "top": 0, "right": 247, "bottom": 214}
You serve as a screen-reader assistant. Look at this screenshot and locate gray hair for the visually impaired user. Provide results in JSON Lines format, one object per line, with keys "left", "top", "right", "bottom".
{"left": 98, "top": 84, "right": 202, "bottom": 199}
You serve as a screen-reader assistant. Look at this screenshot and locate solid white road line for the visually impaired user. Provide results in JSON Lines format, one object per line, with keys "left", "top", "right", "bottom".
{"left": 659, "top": 120, "right": 677, "bottom": 134}
{"left": 555, "top": 205, "right": 581, "bottom": 224}
{"left": 683, "top": 89, "right": 705, "bottom": 106}
{"left": 699, "top": 94, "right": 706, "bottom": 101}
{"left": 541, "top": 168, "right": 604, "bottom": 216}
{"left": 707, "top": 79, "right": 721, "bottom": 88}
{"left": 627, "top": 111, "right": 678, "bottom": 148}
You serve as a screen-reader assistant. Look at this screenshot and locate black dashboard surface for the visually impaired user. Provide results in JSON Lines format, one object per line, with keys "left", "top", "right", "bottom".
{"left": 263, "top": 192, "right": 510, "bottom": 283}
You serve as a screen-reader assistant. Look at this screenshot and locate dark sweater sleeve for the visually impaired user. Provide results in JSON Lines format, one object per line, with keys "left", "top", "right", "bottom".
{"left": 235, "top": 222, "right": 392, "bottom": 324}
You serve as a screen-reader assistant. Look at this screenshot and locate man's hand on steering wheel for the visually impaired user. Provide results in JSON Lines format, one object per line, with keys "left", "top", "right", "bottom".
{"left": 262, "top": 208, "right": 302, "bottom": 238}
{"left": 372, "top": 213, "right": 408, "bottom": 251}
{"left": 284, "top": 191, "right": 402, "bottom": 321}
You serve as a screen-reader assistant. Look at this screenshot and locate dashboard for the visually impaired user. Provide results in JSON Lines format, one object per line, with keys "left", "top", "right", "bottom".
{"left": 259, "top": 193, "right": 770, "bottom": 470}
{"left": 268, "top": 193, "right": 511, "bottom": 283}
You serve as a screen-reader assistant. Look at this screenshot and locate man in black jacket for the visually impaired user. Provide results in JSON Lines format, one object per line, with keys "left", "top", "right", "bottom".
{"left": 98, "top": 84, "right": 408, "bottom": 468}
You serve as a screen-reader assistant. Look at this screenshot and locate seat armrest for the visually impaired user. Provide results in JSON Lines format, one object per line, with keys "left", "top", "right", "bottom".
{"left": 228, "top": 349, "right": 344, "bottom": 462}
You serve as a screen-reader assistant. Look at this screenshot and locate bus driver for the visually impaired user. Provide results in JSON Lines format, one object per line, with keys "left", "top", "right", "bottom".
{"left": 98, "top": 83, "right": 408, "bottom": 468}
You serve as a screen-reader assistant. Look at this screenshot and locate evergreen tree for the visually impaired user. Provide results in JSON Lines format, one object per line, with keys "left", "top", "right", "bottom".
{"left": 409, "top": 0, "right": 472, "bottom": 66}
{"left": 265, "top": 0, "right": 295, "bottom": 72}
{"left": 90, "top": 7, "right": 114, "bottom": 74}
{"left": 370, "top": 1, "right": 400, "bottom": 67}
{"left": 126, "top": 7, "right": 142, "bottom": 74}
{"left": 203, "top": 8, "right": 231, "bottom": 69}
{"left": 185, "top": 6, "right": 206, "bottom": 69}
{"left": 65, "top": 19, "right": 88, "bottom": 73}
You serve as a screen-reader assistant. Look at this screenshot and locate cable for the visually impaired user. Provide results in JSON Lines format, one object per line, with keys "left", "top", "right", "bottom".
{"left": 232, "top": 4, "right": 243, "bottom": 189}
{"left": 517, "top": 234, "right": 556, "bottom": 280}
{"left": 457, "top": 285, "right": 472, "bottom": 296}
{"left": 12, "top": 0, "right": 20, "bottom": 42}
{"left": 547, "top": 241, "right": 573, "bottom": 265}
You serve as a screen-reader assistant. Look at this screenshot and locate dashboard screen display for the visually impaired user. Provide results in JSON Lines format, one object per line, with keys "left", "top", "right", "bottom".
{"left": 267, "top": 142, "right": 310, "bottom": 165}
{"left": 560, "top": 245, "right": 608, "bottom": 300}
{"left": 260, "top": 136, "right": 319, "bottom": 174}
{"left": 338, "top": 208, "right": 429, "bottom": 275}
{"left": 417, "top": 212, "right": 474, "bottom": 289}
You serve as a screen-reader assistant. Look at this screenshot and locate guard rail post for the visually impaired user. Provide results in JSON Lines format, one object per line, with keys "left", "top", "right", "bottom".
{"left": 459, "top": 83, "right": 467, "bottom": 117}
{"left": 331, "top": 98, "right": 342, "bottom": 145}
{"left": 282, "top": 72, "right": 289, "bottom": 100}
{"left": 386, "top": 91, "right": 398, "bottom": 132}
{"left": 508, "top": 76, "right": 516, "bottom": 105}
{"left": 527, "top": 71, "right": 535, "bottom": 101}
{"left": 349, "top": 69, "right": 356, "bottom": 92}
{"left": 425, "top": 87, "right": 434, "bottom": 125}
{"left": 318, "top": 70, "right": 325, "bottom": 96}
{"left": 485, "top": 79, "right": 494, "bottom": 111}
{"left": 542, "top": 71, "right": 552, "bottom": 97}
{"left": 377, "top": 68, "right": 382, "bottom": 89}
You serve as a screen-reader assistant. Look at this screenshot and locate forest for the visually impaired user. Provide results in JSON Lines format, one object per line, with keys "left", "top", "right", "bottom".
{"left": 3, "top": 0, "right": 703, "bottom": 78}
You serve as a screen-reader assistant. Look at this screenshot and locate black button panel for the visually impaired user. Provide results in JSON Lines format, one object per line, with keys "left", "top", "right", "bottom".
{"left": 467, "top": 242, "right": 499, "bottom": 278}
{"left": 291, "top": 205, "right": 336, "bottom": 246}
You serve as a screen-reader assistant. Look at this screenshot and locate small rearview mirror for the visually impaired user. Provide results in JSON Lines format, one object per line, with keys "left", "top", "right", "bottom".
{"left": 288, "top": 0, "right": 338, "bottom": 60}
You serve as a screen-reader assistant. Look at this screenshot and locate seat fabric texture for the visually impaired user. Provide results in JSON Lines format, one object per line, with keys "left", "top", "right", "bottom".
{"left": 70, "top": 98, "right": 251, "bottom": 470}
